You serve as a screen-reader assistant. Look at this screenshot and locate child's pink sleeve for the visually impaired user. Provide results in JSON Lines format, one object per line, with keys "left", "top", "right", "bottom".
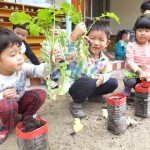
{"left": 126, "top": 43, "right": 139, "bottom": 72}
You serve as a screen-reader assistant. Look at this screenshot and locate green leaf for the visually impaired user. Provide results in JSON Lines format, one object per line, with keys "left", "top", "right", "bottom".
{"left": 9, "top": 11, "right": 32, "bottom": 25}
{"left": 37, "top": 9, "right": 50, "bottom": 20}
{"left": 57, "top": 76, "right": 72, "bottom": 95}
{"left": 28, "top": 24, "right": 40, "bottom": 36}
{"left": 124, "top": 70, "right": 139, "bottom": 80}
{"left": 106, "top": 12, "right": 120, "bottom": 24}
{"left": 61, "top": 2, "right": 71, "bottom": 12}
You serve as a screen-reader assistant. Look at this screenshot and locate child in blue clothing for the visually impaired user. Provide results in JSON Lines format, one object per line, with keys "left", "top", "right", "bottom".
{"left": 115, "top": 30, "right": 130, "bottom": 60}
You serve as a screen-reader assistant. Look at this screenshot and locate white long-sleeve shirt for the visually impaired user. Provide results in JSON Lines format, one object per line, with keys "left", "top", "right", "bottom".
{"left": 0, "top": 63, "right": 47, "bottom": 101}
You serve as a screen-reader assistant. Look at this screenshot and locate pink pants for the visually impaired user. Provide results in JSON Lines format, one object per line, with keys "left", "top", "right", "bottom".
{"left": 0, "top": 89, "right": 46, "bottom": 131}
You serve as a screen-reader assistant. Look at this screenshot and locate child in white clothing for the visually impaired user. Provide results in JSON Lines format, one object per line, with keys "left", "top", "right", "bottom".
{"left": 0, "top": 27, "right": 62, "bottom": 144}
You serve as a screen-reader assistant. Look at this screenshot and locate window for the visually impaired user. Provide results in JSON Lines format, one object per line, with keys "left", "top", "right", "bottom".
{"left": 84, "top": 0, "right": 110, "bottom": 26}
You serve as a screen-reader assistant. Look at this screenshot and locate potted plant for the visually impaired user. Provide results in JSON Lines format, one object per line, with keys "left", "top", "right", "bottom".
{"left": 107, "top": 93, "right": 127, "bottom": 135}
{"left": 135, "top": 81, "right": 150, "bottom": 118}
{"left": 16, "top": 116, "right": 49, "bottom": 150}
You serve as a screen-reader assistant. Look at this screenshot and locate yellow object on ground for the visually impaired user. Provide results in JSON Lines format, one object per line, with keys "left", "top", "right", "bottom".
{"left": 73, "top": 118, "right": 84, "bottom": 133}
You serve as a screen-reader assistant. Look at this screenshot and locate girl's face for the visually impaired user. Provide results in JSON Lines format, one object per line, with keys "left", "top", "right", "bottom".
{"left": 88, "top": 30, "right": 110, "bottom": 59}
{"left": 0, "top": 44, "right": 24, "bottom": 76}
{"left": 136, "top": 28, "right": 150, "bottom": 45}
{"left": 123, "top": 33, "right": 130, "bottom": 42}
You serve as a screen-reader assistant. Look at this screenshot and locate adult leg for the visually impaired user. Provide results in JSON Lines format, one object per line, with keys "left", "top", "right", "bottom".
{"left": 18, "top": 89, "right": 46, "bottom": 119}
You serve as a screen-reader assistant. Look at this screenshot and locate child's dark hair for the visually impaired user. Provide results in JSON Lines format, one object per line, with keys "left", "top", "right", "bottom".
{"left": 0, "top": 27, "right": 22, "bottom": 54}
{"left": 115, "top": 30, "right": 130, "bottom": 43}
{"left": 12, "top": 22, "right": 29, "bottom": 32}
{"left": 134, "top": 16, "right": 150, "bottom": 31}
{"left": 87, "top": 20, "right": 111, "bottom": 39}
{"left": 140, "top": 1, "right": 150, "bottom": 13}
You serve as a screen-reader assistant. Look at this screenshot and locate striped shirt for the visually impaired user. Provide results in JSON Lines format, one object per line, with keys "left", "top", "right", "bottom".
{"left": 67, "top": 42, "right": 111, "bottom": 84}
{"left": 126, "top": 42, "right": 150, "bottom": 74}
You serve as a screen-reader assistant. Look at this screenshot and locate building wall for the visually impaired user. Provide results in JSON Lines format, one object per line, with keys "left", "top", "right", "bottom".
{"left": 110, "top": 0, "right": 144, "bottom": 34}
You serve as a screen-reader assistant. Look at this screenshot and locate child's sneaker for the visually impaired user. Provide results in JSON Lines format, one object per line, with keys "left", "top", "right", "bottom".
{"left": 51, "top": 69, "right": 61, "bottom": 81}
{"left": 51, "top": 80, "right": 58, "bottom": 89}
{"left": 0, "top": 126, "right": 9, "bottom": 144}
{"left": 69, "top": 102, "right": 86, "bottom": 118}
{"left": 32, "top": 113, "right": 40, "bottom": 118}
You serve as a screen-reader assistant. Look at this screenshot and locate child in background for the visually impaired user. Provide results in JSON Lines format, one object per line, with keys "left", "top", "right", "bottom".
{"left": 140, "top": 0, "right": 150, "bottom": 14}
{"left": 13, "top": 23, "right": 40, "bottom": 65}
{"left": 115, "top": 30, "right": 130, "bottom": 60}
{"left": 122, "top": 16, "right": 150, "bottom": 97}
{"left": 68, "top": 21, "right": 118, "bottom": 118}
{"left": 0, "top": 27, "right": 62, "bottom": 144}
{"left": 133, "top": 1, "right": 150, "bottom": 30}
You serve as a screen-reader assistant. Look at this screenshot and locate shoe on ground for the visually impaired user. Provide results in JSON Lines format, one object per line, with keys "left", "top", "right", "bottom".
{"left": 122, "top": 88, "right": 132, "bottom": 97}
{"left": 0, "top": 126, "right": 9, "bottom": 144}
{"left": 69, "top": 102, "right": 86, "bottom": 118}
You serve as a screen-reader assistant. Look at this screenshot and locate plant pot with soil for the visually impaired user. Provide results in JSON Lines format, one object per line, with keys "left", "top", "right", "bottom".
{"left": 16, "top": 116, "right": 49, "bottom": 150}
{"left": 106, "top": 93, "right": 127, "bottom": 135}
{"left": 135, "top": 81, "right": 150, "bottom": 118}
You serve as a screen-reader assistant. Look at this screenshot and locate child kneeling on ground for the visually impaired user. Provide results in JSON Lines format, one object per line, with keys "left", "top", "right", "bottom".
{"left": 0, "top": 27, "right": 62, "bottom": 144}
{"left": 67, "top": 21, "right": 118, "bottom": 118}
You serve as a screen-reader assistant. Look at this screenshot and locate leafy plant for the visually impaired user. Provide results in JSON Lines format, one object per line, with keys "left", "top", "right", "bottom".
{"left": 124, "top": 70, "right": 139, "bottom": 80}
{"left": 9, "top": 2, "right": 120, "bottom": 99}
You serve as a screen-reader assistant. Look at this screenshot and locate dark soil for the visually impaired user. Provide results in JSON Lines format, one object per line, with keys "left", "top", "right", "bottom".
{"left": 21, "top": 116, "right": 45, "bottom": 132}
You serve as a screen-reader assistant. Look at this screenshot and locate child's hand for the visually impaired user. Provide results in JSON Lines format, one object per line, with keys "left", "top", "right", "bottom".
{"left": 51, "top": 45, "right": 63, "bottom": 63}
{"left": 54, "top": 48, "right": 62, "bottom": 62}
{"left": 139, "top": 71, "right": 147, "bottom": 81}
{"left": 96, "top": 75, "right": 104, "bottom": 87}
{"left": 3, "top": 88, "right": 17, "bottom": 99}
{"left": 70, "top": 22, "right": 87, "bottom": 41}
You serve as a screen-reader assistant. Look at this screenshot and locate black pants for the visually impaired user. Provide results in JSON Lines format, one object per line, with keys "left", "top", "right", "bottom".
{"left": 69, "top": 78, "right": 118, "bottom": 103}
{"left": 123, "top": 77, "right": 141, "bottom": 89}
